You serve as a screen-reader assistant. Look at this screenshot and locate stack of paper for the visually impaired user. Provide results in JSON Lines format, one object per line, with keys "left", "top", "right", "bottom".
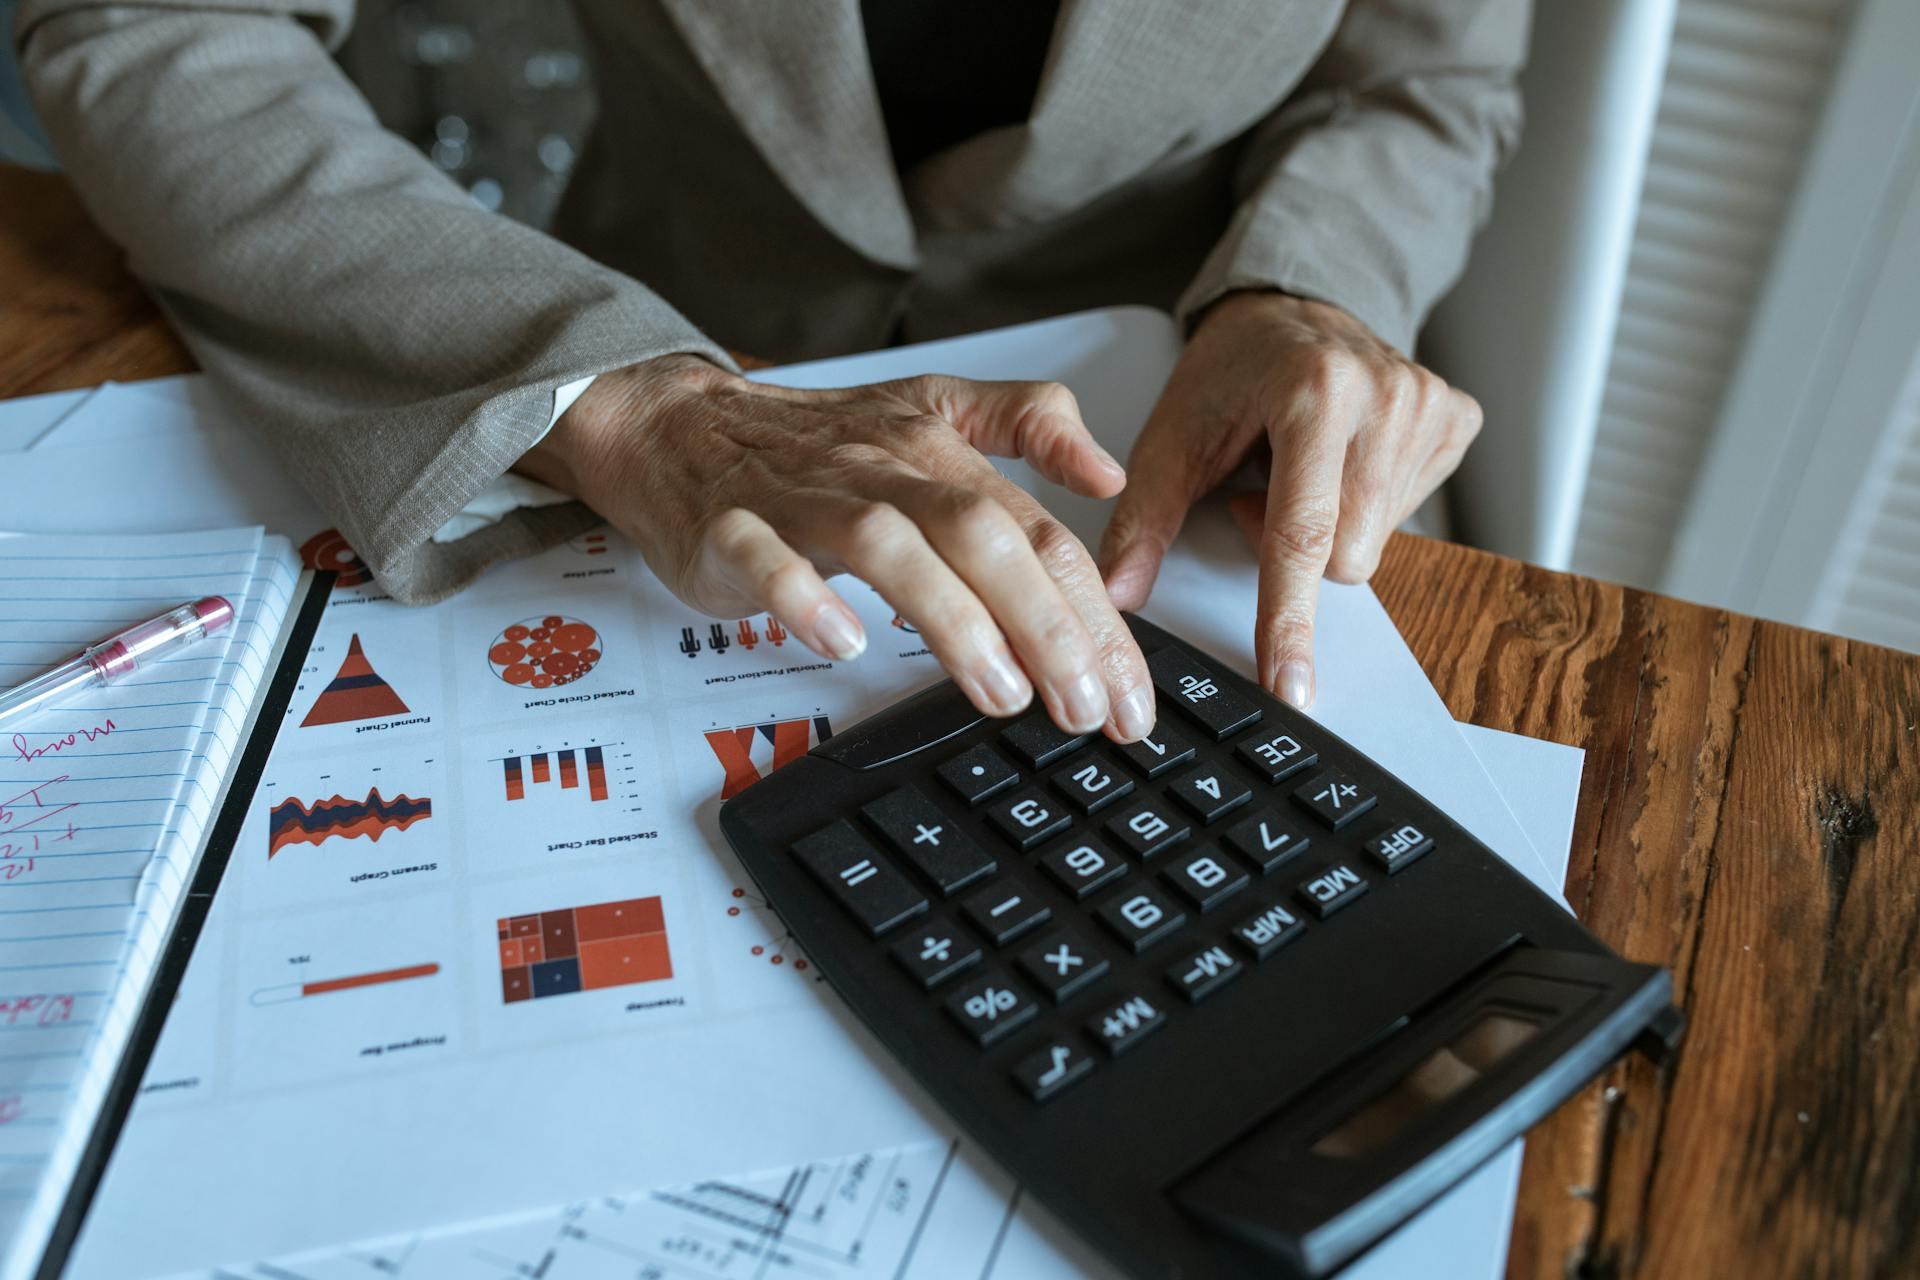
{"left": 0, "top": 528, "right": 300, "bottom": 1279}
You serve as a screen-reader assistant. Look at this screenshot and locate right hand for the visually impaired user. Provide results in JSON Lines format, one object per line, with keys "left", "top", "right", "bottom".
{"left": 515, "top": 355, "right": 1157, "bottom": 742}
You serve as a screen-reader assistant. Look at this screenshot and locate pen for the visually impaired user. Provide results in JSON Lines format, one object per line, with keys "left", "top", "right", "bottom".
{"left": 0, "top": 597, "right": 234, "bottom": 728}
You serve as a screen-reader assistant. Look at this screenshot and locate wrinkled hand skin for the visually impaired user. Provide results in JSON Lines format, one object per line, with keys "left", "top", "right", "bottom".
{"left": 516, "top": 355, "right": 1158, "bottom": 742}
{"left": 1099, "top": 291, "right": 1483, "bottom": 709}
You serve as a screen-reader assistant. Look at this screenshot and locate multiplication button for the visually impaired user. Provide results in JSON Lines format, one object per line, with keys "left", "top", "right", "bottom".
{"left": 1016, "top": 928, "right": 1109, "bottom": 1002}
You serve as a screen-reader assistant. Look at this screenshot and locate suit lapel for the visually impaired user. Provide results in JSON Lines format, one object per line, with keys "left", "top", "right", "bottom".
{"left": 658, "top": 0, "right": 918, "bottom": 268}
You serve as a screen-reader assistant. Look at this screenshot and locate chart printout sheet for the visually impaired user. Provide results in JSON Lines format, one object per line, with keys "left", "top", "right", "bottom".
{"left": 0, "top": 527, "right": 300, "bottom": 1276}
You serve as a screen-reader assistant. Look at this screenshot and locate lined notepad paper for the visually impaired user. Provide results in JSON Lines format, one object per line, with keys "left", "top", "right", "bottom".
{"left": 0, "top": 528, "right": 299, "bottom": 1277}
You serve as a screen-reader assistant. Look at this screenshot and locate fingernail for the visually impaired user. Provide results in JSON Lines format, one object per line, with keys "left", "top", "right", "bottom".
{"left": 1089, "top": 440, "right": 1125, "bottom": 475}
{"left": 1278, "top": 659, "right": 1314, "bottom": 710}
{"left": 978, "top": 651, "right": 1032, "bottom": 714}
{"left": 813, "top": 604, "right": 866, "bottom": 661}
{"left": 1057, "top": 669, "right": 1109, "bottom": 734}
{"left": 1111, "top": 686, "right": 1155, "bottom": 741}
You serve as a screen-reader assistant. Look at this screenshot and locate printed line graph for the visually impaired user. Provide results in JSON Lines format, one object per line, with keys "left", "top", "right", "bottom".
{"left": 266, "top": 787, "right": 432, "bottom": 858}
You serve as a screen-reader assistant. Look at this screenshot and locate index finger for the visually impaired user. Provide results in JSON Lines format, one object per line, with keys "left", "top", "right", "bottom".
{"left": 1257, "top": 413, "right": 1349, "bottom": 709}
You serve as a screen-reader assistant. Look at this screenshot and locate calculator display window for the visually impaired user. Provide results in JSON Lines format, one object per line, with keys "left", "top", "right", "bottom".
{"left": 1310, "top": 1012, "right": 1540, "bottom": 1159}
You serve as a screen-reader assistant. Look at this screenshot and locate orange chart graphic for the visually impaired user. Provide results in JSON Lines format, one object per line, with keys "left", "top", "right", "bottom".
{"left": 300, "top": 634, "right": 410, "bottom": 726}
{"left": 267, "top": 788, "right": 432, "bottom": 858}
{"left": 498, "top": 896, "right": 671, "bottom": 1002}
{"left": 502, "top": 746, "right": 608, "bottom": 802}
{"left": 488, "top": 615, "right": 602, "bottom": 689}
{"left": 251, "top": 963, "right": 439, "bottom": 1005}
{"left": 703, "top": 716, "right": 833, "bottom": 799}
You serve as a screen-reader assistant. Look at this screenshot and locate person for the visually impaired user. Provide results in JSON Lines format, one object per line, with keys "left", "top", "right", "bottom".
{"left": 14, "top": 0, "right": 1524, "bottom": 742}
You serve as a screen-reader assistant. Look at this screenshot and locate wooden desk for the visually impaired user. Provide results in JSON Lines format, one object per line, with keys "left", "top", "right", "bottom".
{"left": 4, "top": 161, "right": 1915, "bottom": 1278}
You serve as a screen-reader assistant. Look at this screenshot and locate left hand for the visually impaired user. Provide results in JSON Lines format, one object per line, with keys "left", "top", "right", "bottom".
{"left": 1099, "top": 290, "right": 1482, "bottom": 708}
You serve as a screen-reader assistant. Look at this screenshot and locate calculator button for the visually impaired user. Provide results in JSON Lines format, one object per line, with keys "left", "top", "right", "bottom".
{"left": 861, "top": 786, "right": 996, "bottom": 895}
{"left": 1165, "top": 942, "right": 1244, "bottom": 1003}
{"left": 889, "top": 917, "right": 982, "bottom": 990}
{"left": 792, "top": 821, "right": 928, "bottom": 938}
{"left": 1146, "top": 649, "right": 1261, "bottom": 740}
{"left": 1162, "top": 848, "right": 1250, "bottom": 913}
{"left": 1048, "top": 752, "right": 1135, "bottom": 814}
{"left": 945, "top": 972, "right": 1039, "bottom": 1046}
{"left": 1016, "top": 929, "right": 1109, "bottom": 1002}
{"left": 1166, "top": 765, "right": 1252, "bottom": 824}
{"left": 1231, "top": 900, "right": 1306, "bottom": 960}
{"left": 1291, "top": 769, "right": 1378, "bottom": 830}
{"left": 1094, "top": 885, "right": 1187, "bottom": 953}
{"left": 984, "top": 787, "right": 1072, "bottom": 850}
{"left": 1103, "top": 800, "right": 1190, "bottom": 860}
{"left": 936, "top": 744, "right": 1020, "bottom": 805}
{"left": 960, "top": 882, "right": 1051, "bottom": 946}
{"left": 1011, "top": 1040, "right": 1096, "bottom": 1101}
{"left": 1363, "top": 821, "right": 1435, "bottom": 873}
{"left": 1112, "top": 725, "right": 1197, "bottom": 778}
{"left": 1221, "top": 809, "right": 1311, "bottom": 875}
{"left": 1038, "top": 839, "right": 1128, "bottom": 899}
{"left": 1235, "top": 727, "right": 1319, "bottom": 783}
{"left": 1086, "top": 992, "right": 1167, "bottom": 1056}
{"left": 999, "top": 716, "right": 1089, "bottom": 770}
{"left": 1295, "top": 862, "right": 1370, "bottom": 919}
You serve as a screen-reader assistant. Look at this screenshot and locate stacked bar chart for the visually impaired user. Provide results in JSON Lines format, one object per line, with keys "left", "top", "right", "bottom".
{"left": 499, "top": 745, "right": 610, "bottom": 804}
{"left": 497, "top": 896, "right": 672, "bottom": 1002}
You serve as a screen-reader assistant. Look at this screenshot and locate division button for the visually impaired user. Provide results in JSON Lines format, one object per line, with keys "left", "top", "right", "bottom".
{"left": 1363, "top": 822, "right": 1435, "bottom": 873}
{"left": 1086, "top": 992, "right": 1167, "bottom": 1055}
{"left": 945, "top": 971, "right": 1039, "bottom": 1046}
{"left": 1231, "top": 900, "right": 1306, "bottom": 960}
{"left": 1146, "top": 648, "right": 1262, "bottom": 740}
{"left": 861, "top": 786, "right": 995, "bottom": 895}
{"left": 1012, "top": 1040, "right": 1096, "bottom": 1101}
{"left": 1221, "top": 809, "right": 1311, "bottom": 875}
{"left": 1112, "top": 723, "right": 1197, "bottom": 778}
{"left": 1103, "top": 799, "right": 1190, "bottom": 860}
{"left": 1166, "top": 764, "right": 1253, "bottom": 824}
{"left": 1291, "top": 769, "right": 1378, "bottom": 830}
{"left": 1016, "top": 928, "right": 1109, "bottom": 1002}
{"left": 1038, "top": 838, "right": 1129, "bottom": 900}
{"left": 1048, "top": 752, "right": 1135, "bottom": 813}
{"left": 984, "top": 786, "right": 1072, "bottom": 851}
{"left": 960, "top": 881, "right": 1052, "bottom": 946}
{"left": 936, "top": 743, "right": 1020, "bottom": 805}
{"left": 1094, "top": 885, "right": 1187, "bottom": 953}
{"left": 1161, "top": 848, "right": 1250, "bottom": 913}
{"left": 999, "top": 716, "right": 1089, "bottom": 770}
{"left": 1165, "top": 942, "right": 1244, "bottom": 1003}
{"left": 889, "top": 916, "right": 982, "bottom": 990}
{"left": 1295, "top": 862, "right": 1370, "bottom": 919}
{"left": 792, "top": 820, "right": 928, "bottom": 937}
{"left": 1235, "top": 727, "right": 1320, "bottom": 783}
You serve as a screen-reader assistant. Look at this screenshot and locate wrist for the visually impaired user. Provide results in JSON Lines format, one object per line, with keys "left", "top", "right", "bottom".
{"left": 513, "top": 353, "right": 727, "bottom": 503}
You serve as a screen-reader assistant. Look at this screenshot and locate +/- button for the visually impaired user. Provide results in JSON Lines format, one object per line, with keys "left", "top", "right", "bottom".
{"left": 1291, "top": 769, "right": 1377, "bottom": 830}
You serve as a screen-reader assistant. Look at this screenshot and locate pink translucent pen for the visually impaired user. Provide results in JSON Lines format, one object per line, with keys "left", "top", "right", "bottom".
{"left": 0, "top": 597, "right": 234, "bottom": 727}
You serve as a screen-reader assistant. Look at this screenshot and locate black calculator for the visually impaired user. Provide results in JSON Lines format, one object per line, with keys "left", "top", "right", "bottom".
{"left": 721, "top": 616, "right": 1682, "bottom": 1278}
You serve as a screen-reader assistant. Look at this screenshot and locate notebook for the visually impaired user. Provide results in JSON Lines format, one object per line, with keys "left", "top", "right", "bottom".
{"left": 0, "top": 529, "right": 324, "bottom": 1280}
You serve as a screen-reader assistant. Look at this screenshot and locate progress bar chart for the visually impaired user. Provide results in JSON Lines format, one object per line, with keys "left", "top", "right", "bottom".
{"left": 251, "top": 963, "right": 440, "bottom": 1006}
{"left": 498, "top": 896, "right": 671, "bottom": 1002}
{"left": 500, "top": 745, "right": 609, "bottom": 803}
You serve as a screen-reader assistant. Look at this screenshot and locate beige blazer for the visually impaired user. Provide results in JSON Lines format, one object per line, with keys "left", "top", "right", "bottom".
{"left": 15, "top": 0, "right": 1527, "bottom": 602}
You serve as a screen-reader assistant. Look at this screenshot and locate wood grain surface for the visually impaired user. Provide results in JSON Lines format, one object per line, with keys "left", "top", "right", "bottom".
{"left": 5, "top": 160, "right": 1916, "bottom": 1279}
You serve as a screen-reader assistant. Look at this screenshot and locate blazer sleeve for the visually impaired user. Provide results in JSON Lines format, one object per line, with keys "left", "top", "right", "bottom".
{"left": 1178, "top": 0, "right": 1530, "bottom": 354}
{"left": 13, "top": 0, "right": 737, "bottom": 602}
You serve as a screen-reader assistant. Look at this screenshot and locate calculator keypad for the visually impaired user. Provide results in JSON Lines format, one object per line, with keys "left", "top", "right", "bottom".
{"left": 784, "top": 636, "right": 1450, "bottom": 1111}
